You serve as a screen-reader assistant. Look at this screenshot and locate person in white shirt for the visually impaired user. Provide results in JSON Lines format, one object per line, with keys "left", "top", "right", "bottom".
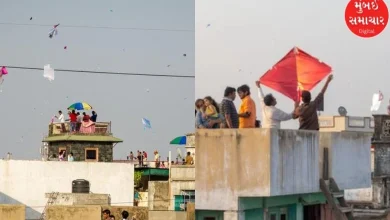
{"left": 76, "top": 112, "right": 83, "bottom": 132}
{"left": 55, "top": 110, "right": 66, "bottom": 132}
{"left": 255, "top": 81, "right": 298, "bottom": 129}
{"left": 154, "top": 150, "right": 160, "bottom": 168}
{"left": 67, "top": 152, "right": 74, "bottom": 161}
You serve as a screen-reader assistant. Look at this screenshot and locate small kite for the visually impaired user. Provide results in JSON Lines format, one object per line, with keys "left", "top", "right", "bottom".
{"left": 206, "top": 24, "right": 211, "bottom": 28}
{"left": 48, "top": 24, "right": 60, "bottom": 39}
{"left": 0, "top": 66, "right": 8, "bottom": 85}
{"left": 142, "top": 118, "right": 151, "bottom": 129}
{"left": 371, "top": 91, "right": 383, "bottom": 112}
{"left": 43, "top": 64, "right": 55, "bottom": 81}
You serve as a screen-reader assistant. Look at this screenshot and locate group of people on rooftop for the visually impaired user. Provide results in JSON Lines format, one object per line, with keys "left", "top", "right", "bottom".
{"left": 127, "top": 150, "right": 194, "bottom": 168}
{"left": 54, "top": 110, "right": 98, "bottom": 133}
{"left": 195, "top": 74, "right": 333, "bottom": 130}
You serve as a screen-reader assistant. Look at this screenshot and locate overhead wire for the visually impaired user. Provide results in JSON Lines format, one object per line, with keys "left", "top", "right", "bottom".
{"left": 0, "top": 22, "right": 194, "bottom": 33}
{"left": 2, "top": 66, "right": 195, "bottom": 79}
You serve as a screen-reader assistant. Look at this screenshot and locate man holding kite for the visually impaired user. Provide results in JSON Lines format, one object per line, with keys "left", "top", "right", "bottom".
{"left": 255, "top": 81, "right": 298, "bottom": 129}
{"left": 295, "top": 74, "right": 333, "bottom": 130}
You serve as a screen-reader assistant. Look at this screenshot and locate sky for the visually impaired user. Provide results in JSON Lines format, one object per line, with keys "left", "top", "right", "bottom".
{"left": 196, "top": 0, "right": 390, "bottom": 129}
{"left": 1, "top": 0, "right": 389, "bottom": 160}
{"left": 0, "top": 0, "right": 194, "bottom": 160}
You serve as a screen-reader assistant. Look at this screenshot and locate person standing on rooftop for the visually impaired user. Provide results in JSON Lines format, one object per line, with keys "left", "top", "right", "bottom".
{"left": 55, "top": 110, "right": 66, "bottom": 132}
{"left": 90, "top": 111, "right": 98, "bottom": 122}
{"left": 256, "top": 81, "right": 298, "bottom": 129}
{"left": 237, "top": 84, "right": 256, "bottom": 128}
{"left": 294, "top": 74, "right": 334, "bottom": 130}
{"left": 220, "top": 87, "right": 239, "bottom": 128}
{"left": 68, "top": 110, "right": 77, "bottom": 132}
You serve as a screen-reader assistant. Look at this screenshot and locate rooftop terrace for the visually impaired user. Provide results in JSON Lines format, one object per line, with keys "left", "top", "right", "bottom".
{"left": 48, "top": 122, "right": 111, "bottom": 136}
{"left": 44, "top": 122, "right": 122, "bottom": 143}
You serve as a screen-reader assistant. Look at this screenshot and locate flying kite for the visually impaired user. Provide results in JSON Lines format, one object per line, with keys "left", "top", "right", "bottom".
{"left": 43, "top": 64, "right": 55, "bottom": 81}
{"left": 48, "top": 24, "right": 60, "bottom": 38}
{"left": 259, "top": 47, "right": 332, "bottom": 101}
{"left": 142, "top": 118, "right": 151, "bottom": 129}
{"left": 371, "top": 91, "right": 383, "bottom": 112}
{"left": 0, "top": 66, "right": 8, "bottom": 85}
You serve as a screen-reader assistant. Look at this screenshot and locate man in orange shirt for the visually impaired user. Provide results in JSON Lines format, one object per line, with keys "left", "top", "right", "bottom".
{"left": 237, "top": 85, "right": 256, "bottom": 128}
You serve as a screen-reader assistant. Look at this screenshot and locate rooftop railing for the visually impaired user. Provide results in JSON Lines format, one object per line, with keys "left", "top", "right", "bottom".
{"left": 48, "top": 122, "right": 111, "bottom": 136}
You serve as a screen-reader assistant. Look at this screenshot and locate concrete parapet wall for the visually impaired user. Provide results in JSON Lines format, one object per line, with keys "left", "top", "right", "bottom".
{"left": 0, "top": 204, "right": 25, "bottom": 220}
{"left": 46, "top": 205, "right": 148, "bottom": 220}
{"left": 45, "top": 193, "right": 110, "bottom": 205}
{"left": 46, "top": 205, "right": 101, "bottom": 220}
{"left": 196, "top": 128, "right": 319, "bottom": 211}
{"left": 102, "top": 206, "right": 148, "bottom": 220}
{"left": 149, "top": 210, "right": 187, "bottom": 220}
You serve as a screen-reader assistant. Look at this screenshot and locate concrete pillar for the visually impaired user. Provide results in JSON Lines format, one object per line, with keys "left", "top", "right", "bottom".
{"left": 224, "top": 211, "right": 245, "bottom": 220}
{"left": 296, "top": 203, "right": 303, "bottom": 220}
{"left": 372, "top": 115, "right": 390, "bottom": 176}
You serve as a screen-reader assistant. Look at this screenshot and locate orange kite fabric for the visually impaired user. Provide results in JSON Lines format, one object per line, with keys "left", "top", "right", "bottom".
{"left": 259, "top": 47, "right": 332, "bottom": 101}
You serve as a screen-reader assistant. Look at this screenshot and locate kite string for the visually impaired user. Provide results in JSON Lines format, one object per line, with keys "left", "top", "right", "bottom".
{"left": 2, "top": 66, "right": 195, "bottom": 79}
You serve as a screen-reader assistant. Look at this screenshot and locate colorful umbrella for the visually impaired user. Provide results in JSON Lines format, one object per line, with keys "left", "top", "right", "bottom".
{"left": 170, "top": 136, "right": 186, "bottom": 145}
{"left": 68, "top": 102, "right": 93, "bottom": 110}
{"left": 259, "top": 47, "right": 332, "bottom": 101}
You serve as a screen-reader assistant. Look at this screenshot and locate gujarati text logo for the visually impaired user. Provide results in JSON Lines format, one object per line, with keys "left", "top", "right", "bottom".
{"left": 345, "top": 0, "right": 389, "bottom": 38}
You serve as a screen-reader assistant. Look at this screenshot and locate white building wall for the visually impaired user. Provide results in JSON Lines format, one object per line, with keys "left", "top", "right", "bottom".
{"left": 320, "top": 132, "right": 372, "bottom": 190}
{"left": 0, "top": 160, "right": 134, "bottom": 219}
{"left": 344, "top": 187, "right": 373, "bottom": 202}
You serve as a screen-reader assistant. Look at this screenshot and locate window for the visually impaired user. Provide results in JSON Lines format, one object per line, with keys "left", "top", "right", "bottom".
{"left": 181, "top": 190, "right": 195, "bottom": 211}
{"left": 85, "top": 148, "right": 98, "bottom": 161}
{"left": 267, "top": 209, "right": 288, "bottom": 220}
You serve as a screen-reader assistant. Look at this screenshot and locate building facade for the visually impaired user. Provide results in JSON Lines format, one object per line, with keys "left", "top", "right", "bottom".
{"left": 195, "top": 117, "right": 372, "bottom": 220}
{"left": 42, "top": 122, "right": 122, "bottom": 162}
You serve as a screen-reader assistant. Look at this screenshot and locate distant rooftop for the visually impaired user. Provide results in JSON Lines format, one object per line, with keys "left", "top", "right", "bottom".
{"left": 49, "top": 122, "right": 112, "bottom": 136}
{"left": 43, "top": 135, "right": 122, "bottom": 143}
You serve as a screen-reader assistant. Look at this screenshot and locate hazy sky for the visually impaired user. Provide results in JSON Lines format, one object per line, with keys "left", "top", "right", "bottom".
{"left": 196, "top": 0, "right": 390, "bottom": 129}
{"left": 0, "top": 0, "right": 194, "bottom": 159}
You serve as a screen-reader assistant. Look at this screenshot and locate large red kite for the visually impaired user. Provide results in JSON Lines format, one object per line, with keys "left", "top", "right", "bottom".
{"left": 259, "top": 47, "right": 332, "bottom": 101}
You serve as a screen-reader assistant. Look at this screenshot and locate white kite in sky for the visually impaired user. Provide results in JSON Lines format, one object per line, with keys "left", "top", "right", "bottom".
{"left": 43, "top": 64, "right": 55, "bottom": 81}
{"left": 371, "top": 91, "right": 383, "bottom": 112}
{"left": 48, "top": 24, "right": 60, "bottom": 39}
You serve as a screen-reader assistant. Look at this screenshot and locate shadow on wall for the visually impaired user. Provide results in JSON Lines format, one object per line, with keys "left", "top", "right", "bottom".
{"left": 0, "top": 192, "right": 42, "bottom": 220}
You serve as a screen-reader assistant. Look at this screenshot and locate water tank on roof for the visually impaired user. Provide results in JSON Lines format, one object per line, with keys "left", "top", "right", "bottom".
{"left": 72, "top": 179, "right": 90, "bottom": 193}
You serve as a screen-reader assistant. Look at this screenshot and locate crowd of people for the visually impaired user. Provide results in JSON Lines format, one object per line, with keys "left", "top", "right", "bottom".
{"left": 195, "top": 75, "right": 333, "bottom": 130}
{"left": 127, "top": 150, "right": 194, "bottom": 167}
{"left": 54, "top": 110, "right": 98, "bottom": 133}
